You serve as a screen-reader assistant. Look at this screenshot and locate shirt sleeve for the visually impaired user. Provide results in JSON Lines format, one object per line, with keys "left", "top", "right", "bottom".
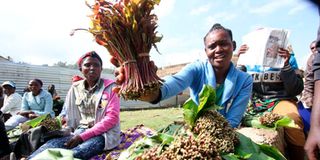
{"left": 0, "top": 96, "right": 15, "bottom": 113}
{"left": 1, "top": 94, "right": 21, "bottom": 114}
{"left": 314, "top": 52, "right": 320, "bottom": 81}
{"left": 314, "top": 11, "right": 320, "bottom": 81}
{"left": 280, "top": 64, "right": 304, "bottom": 96}
{"left": 161, "top": 62, "right": 199, "bottom": 100}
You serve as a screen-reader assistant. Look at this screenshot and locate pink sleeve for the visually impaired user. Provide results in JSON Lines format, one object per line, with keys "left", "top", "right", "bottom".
{"left": 80, "top": 89, "right": 120, "bottom": 141}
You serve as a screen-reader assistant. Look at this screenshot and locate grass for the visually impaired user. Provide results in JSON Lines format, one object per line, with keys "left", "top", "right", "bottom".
{"left": 120, "top": 107, "right": 183, "bottom": 131}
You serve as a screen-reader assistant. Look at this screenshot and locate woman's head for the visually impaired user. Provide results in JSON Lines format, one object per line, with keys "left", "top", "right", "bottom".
{"left": 310, "top": 40, "right": 317, "bottom": 54}
{"left": 28, "top": 79, "right": 43, "bottom": 95}
{"left": 47, "top": 84, "right": 55, "bottom": 96}
{"left": 77, "top": 51, "right": 103, "bottom": 71}
{"left": 77, "top": 51, "right": 103, "bottom": 82}
{"left": 203, "top": 24, "right": 236, "bottom": 71}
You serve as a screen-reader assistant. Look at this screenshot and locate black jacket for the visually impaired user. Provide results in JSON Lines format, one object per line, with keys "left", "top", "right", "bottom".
{"left": 252, "top": 64, "right": 303, "bottom": 101}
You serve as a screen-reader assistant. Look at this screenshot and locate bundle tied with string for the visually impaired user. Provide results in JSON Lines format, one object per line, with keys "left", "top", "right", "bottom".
{"left": 79, "top": 0, "right": 163, "bottom": 100}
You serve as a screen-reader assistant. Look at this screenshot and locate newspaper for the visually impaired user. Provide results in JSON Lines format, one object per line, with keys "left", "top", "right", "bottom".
{"left": 237, "top": 28, "right": 290, "bottom": 68}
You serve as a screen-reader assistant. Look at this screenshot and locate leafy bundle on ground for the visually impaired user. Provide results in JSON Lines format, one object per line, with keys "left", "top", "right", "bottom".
{"left": 22, "top": 114, "right": 62, "bottom": 132}
{"left": 119, "top": 85, "right": 286, "bottom": 160}
{"left": 75, "top": 0, "right": 163, "bottom": 100}
{"left": 7, "top": 114, "right": 62, "bottom": 143}
{"left": 243, "top": 112, "right": 297, "bottom": 130}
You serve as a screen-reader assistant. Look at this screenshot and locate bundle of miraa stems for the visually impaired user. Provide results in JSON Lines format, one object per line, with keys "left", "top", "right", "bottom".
{"left": 85, "top": 0, "right": 163, "bottom": 100}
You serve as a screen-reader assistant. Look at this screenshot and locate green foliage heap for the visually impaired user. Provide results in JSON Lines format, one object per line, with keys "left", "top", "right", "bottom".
{"left": 119, "top": 85, "right": 287, "bottom": 160}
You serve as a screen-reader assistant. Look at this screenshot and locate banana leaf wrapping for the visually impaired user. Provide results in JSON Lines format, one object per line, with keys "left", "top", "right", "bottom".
{"left": 87, "top": 0, "right": 163, "bottom": 100}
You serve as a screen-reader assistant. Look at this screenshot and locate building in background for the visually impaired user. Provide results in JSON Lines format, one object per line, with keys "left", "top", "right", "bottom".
{"left": 0, "top": 60, "right": 189, "bottom": 110}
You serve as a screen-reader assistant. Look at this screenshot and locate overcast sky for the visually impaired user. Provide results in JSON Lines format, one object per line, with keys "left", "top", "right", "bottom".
{"left": 0, "top": 0, "right": 318, "bottom": 69}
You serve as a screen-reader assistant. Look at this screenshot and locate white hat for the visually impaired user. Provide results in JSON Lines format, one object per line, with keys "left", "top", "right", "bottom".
{"left": 1, "top": 81, "right": 16, "bottom": 88}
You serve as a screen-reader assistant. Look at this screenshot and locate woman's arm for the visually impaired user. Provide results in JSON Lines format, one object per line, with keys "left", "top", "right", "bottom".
{"left": 161, "top": 62, "right": 200, "bottom": 101}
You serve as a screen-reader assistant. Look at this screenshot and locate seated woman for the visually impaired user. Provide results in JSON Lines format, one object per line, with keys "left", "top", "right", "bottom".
{"left": 0, "top": 111, "right": 11, "bottom": 159}
{"left": 47, "top": 84, "right": 64, "bottom": 116}
{"left": 47, "top": 84, "right": 59, "bottom": 100}
{"left": 5, "top": 79, "right": 54, "bottom": 131}
{"left": 28, "top": 51, "right": 121, "bottom": 160}
{"left": 238, "top": 44, "right": 305, "bottom": 160}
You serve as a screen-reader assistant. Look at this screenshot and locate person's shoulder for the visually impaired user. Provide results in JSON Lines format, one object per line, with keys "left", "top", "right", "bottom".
{"left": 192, "top": 59, "right": 207, "bottom": 65}
{"left": 102, "top": 78, "right": 115, "bottom": 84}
{"left": 12, "top": 92, "right": 22, "bottom": 99}
{"left": 232, "top": 66, "right": 253, "bottom": 82}
{"left": 101, "top": 78, "right": 116, "bottom": 89}
{"left": 40, "top": 89, "right": 52, "bottom": 97}
{"left": 23, "top": 91, "right": 31, "bottom": 97}
{"left": 72, "top": 79, "right": 85, "bottom": 87}
{"left": 69, "top": 79, "right": 85, "bottom": 91}
{"left": 185, "top": 59, "right": 208, "bottom": 70}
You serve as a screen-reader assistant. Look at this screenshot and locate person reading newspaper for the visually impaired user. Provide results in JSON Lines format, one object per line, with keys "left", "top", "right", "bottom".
{"left": 237, "top": 43, "right": 305, "bottom": 160}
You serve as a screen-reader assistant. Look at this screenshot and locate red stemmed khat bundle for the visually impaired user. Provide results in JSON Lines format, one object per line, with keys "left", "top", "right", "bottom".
{"left": 81, "top": 0, "right": 163, "bottom": 100}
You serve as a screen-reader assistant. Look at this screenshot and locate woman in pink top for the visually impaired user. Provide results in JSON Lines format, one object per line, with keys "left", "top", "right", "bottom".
{"left": 29, "top": 51, "right": 121, "bottom": 159}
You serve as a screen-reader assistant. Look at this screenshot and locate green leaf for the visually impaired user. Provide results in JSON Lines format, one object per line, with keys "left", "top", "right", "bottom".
{"left": 273, "top": 116, "right": 298, "bottom": 129}
{"left": 235, "top": 132, "right": 260, "bottom": 154}
{"left": 150, "top": 133, "right": 174, "bottom": 145}
{"left": 222, "top": 153, "right": 241, "bottom": 160}
{"left": 222, "top": 152, "right": 252, "bottom": 160}
{"left": 235, "top": 133, "right": 276, "bottom": 160}
{"left": 56, "top": 116, "right": 62, "bottom": 128}
{"left": 201, "top": 104, "right": 223, "bottom": 114}
{"left": 183, "top": 109, "right": 196, "bottom": 127}
{"left": 198, "top": 85, "right": 216, "bottom": 112}
{"left": 182, "top": 97, "right": 197, "bottom": 110}
{"left": 247, "top": 116, "right": 298, "bottom": 130}
{"left": 158, "top": 123, "right": 184, "bottom": 136}
{"left": 197, "top": 85, "right": 217, "bottom": 118}
{"left": 24, "top": 114, "right": 50, "bottom": 128}
{"left": 258, "top": 144, "right": 286, "bottom": 160}
{"left": 249, "top": 118, "right": 270, "bottom": 129}
{"left": 182, "top": 98, "right": 198, "bottom": 127}
{"left": 197, "top": 86, "right": 210, "bottom": 113}
{"left": 182, "top": 85, "right": 218, "bottom": 127}
{"left": 119, "top": 137, "right": 158, "bottom": 160}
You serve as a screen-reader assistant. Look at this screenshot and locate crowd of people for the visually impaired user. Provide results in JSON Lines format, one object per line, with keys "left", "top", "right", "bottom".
{"left": 0, "top": 11, "right": 320, "bottom": 160}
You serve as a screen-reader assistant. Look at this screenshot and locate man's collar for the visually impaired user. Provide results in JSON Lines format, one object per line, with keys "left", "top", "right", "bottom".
{"left": 81, "top": 78, "right": 102, "bottom": 93}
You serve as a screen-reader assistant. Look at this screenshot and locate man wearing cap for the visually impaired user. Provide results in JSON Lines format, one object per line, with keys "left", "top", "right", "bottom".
{"left": 1, "top": 81, "right": 22, "bottom": 119}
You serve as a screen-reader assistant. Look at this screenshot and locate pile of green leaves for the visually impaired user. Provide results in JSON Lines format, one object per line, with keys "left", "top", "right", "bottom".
{"left": 82, "top": 0, "right": 163, "bottom": 100}
{"left": 118, "top": 85, "right": 287, "bottom": 160}
{"left": 118, "top": 124, "right": 178, "bottom": 160}
{"left": 223, "top": 133, "right": 286, "bottom": 160}
{"left": 7, "top": 114, "right": 62, "bottom": 143}
{"left": 21, "top": 114, "right": 62, "bottom": 131}
{"left": 243, "top": 115, "right": 297, "bottom": 130}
